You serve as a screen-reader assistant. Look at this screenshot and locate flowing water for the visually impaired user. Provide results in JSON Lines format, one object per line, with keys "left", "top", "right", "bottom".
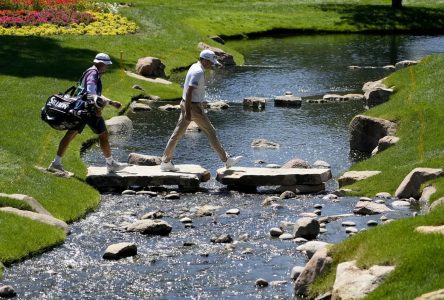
{"left": 2, "top": 34, "right": 444, "bottom": 299}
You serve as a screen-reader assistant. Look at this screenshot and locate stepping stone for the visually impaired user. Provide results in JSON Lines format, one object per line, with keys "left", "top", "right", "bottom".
{"left": 243, "top": 96, "right": 267, "bottom": 110}
{"left": 86, "top": 164, "right": 210, "bottom": 193}
{"left": 274, "top": 94, "right": 302, "bottom": 107}
{"left": 216, "top": 167, "right": 331, "bottom": 192}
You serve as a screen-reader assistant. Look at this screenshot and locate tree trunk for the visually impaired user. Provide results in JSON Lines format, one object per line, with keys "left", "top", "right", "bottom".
{"left": 392, "top": 0, "right": 403, "bottom": 9}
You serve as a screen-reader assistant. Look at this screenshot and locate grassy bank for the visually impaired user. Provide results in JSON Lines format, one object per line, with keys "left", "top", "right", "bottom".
{"left": 1, "top": 0, "right": 444, "bottom": 291}
{"left": 341, "top": 54, "right": 444, "bottom": 199}
{"left": 306, "top": 55, "right": 444, "bottom": 299}
{"left": 310, "top": 55, "right": 444, "bottom": 298}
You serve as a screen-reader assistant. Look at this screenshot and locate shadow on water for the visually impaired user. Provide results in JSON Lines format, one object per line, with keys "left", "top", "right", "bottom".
{"left": 317, "top": 4, "right": 444, "bottom": 33}
{"left": 0, "top": 36, "right": 109, "bottom": 79}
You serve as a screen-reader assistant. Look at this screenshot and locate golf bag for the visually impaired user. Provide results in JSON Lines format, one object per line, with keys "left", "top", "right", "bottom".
{"left": 41, "top": 86, "right": 96, "bottom": 131}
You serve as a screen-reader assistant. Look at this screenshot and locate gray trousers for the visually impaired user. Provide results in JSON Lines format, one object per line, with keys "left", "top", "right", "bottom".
{"left": 162, "top": 101, "right": 228, "bottom": 163}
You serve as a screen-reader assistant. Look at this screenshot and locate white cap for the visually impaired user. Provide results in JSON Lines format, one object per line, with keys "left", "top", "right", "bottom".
{"left": 93, "top": 53, "right": 112, "bottom": 65}
{"left": 199, "top": 49, "right": 220, "bottom": 65}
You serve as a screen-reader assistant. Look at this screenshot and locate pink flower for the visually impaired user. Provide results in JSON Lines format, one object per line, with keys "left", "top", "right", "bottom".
{"left": 0, "top": 8, "right": 94, "bottom": 27}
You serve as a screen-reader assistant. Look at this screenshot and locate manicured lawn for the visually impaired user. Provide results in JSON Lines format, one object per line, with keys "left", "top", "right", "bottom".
{"left": 1, "top": 1, "right": 444, "bottom": 297}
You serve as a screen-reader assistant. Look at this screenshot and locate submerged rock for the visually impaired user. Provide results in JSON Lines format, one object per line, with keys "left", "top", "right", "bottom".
{"left": 251, "top": 139, "right": 280, "bottom": 149}
{"left": 255, "top": 278, "right": 269, "bottom": 288}
{"left": 141, "top": 210, "right": 163, "bottom": 219}
{"left": 210, "top": 234, "right": 233, "bottom": 243}
{"left": 195, "top": 205, "right": 222, "bottom": 217}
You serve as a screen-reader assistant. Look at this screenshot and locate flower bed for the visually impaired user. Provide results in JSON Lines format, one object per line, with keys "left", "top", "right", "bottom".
{"left": 0, "top": 0, "right": 85, "bottom": 11}
{"left": 0, "top": 9, "right": 95, "bottom": 27}
{"left": 0, "top": 0, "right": 138, "bottom": 35}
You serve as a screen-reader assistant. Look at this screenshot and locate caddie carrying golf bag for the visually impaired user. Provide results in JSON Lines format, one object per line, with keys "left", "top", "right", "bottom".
{"left": 41, "top": 68, "right": 106, "bottom": 131}
{"left": 41, "top": 86, "right": 92, "bottom": 131}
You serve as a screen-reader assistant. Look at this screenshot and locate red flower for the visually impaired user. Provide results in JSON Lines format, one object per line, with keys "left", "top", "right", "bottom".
{"left": 0, "top": 8, "right": 94, "bottom": 27}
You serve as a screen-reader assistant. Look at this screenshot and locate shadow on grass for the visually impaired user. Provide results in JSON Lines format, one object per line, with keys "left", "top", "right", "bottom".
{"left": 0, "top": 36, "right": 100, "bottom": 79}
{"left": 318, "top": 4, "right": 444, "bottom": 32}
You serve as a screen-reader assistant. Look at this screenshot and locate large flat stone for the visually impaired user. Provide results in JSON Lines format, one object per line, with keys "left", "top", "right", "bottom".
{"left": 86, "top": 164, "right": 210, "bottom": 192}
{"left": 216, "top": 167, "right": 331, "bottom": 190}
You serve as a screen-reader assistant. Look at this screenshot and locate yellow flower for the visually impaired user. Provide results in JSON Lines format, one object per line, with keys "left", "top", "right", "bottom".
{"left": 0, "top": 11, "right": 138, "bottom": 36}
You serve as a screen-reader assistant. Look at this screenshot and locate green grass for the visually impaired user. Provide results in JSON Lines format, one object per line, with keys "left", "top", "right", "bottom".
{"left": 0, "top": 212, "right": 65, "bottom": 266}
{"left": 0, "top": 196, "right": 34, "bottom": 211}
{"left": 1, "top": 0, "right": 444, "bottom": 295}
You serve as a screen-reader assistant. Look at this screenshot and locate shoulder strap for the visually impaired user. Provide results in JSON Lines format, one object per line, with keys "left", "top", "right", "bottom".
{"left": 78, "top": 68, "right": 99, "bottom": 87}
{"left": 73, "top": 68, "right": 99, "bottom": 97}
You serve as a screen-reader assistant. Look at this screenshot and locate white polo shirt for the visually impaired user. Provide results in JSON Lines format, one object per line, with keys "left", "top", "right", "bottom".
{"left": 182, "top": 62, "right": 205, "bottom": 102}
